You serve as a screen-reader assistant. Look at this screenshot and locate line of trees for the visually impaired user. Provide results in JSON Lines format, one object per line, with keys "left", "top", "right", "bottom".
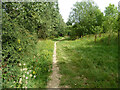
{"left": 2, "top": 1, "right": 66, "bottom": 88}
{"left": 2, "top": 2, "right": 66, "bottom": 39}
{"left": 66, "top": 0, "right": 118, "bottom": 39}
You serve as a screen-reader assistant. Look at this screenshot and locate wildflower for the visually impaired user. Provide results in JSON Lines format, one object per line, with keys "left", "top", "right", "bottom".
{"left": 23, "top": 63, "right": 26, "bottom": 66}
{"left": 29, "top": 70, "right": 32, "bottom": 72}
{"left": 19, "top": 63, "right": 21, "bottom": 66}
{"left": 18, "top": 39, "right": 20, "bottom": 43}
{"left": 27, "top": 72, "right": 29, "bottom": 74}
{"left": 26, "top": 77, "right": 28, "bottom": 79}
{"left": 20, "top": 78, "right": 22, "bottom": 81}
{"left": 13, "top": 81, "right": 15, "bottom": 83}
{"left": 30, "top": 74, "right": 32, "bottom": 77}
{"left": 23, "top": 75, "right": 25, "bottom": 78}
{"left": 25, "top": 68, "right": 27, "bottom": 70}
{"left": 34, "top": 75, "right": 36, "bottom": 78}
{"left": 20, "top": 69, "right": 23, "bottom": 71}
{"left": 19, "top": 48, "right": 22, "bottom": 51}
{"left": 33, "top": 71, "right": 36, "bottom": 74}
{"left": 19, "top": 78, "right": 22, "bottom": 84}
{"left": 23, "top": 68, "right": 27, "bottom": 71}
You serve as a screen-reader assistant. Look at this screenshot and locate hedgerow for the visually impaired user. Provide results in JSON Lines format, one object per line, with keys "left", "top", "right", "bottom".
{"left": 2, "top": 2, "right": 63, "bottom": 88}
{"left": 2, "top": 9, "right": 38, "bottom": 88}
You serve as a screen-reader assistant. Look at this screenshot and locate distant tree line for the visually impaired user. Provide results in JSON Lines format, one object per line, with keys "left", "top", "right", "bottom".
{"left": 2, "top": 2, "right": 66, "bottom": 40}
{"left": 66, "top": 0, "right": 118, "bottom": 39}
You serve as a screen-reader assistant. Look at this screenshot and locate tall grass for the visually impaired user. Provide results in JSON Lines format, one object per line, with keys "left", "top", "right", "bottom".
{"left": 24, "top": 40, "right": 54, "bottom": 88}
{"left": 57, "top": 33, "right": 118, "bottom": 88}
{"left": 2, "top": 40, "right": 54, "bottom": 88}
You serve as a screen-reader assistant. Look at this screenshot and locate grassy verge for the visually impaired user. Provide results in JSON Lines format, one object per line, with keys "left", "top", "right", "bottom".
{"left": 3, "top": 40, "right": 54, "bottom": 88}
{"left": 26, "top": 40, "right": 54, "bottom": 88}
{"left": 57, "top": 33, "right": 118, "bottom": 88}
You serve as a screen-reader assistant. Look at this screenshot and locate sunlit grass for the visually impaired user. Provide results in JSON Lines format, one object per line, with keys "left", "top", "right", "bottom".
{"left": 23, "top": 40, "right": 54, "bottom": 88}
{"left": 57, "top": 33, "right": 118, "bottom": 88}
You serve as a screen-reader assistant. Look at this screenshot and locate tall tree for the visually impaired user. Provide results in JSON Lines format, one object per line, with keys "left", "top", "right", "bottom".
{"left": 103, "top": 4, "right": 118, "bottom": 33}
{"left": 67, "top": 0, "right": 103, "bottom": 38}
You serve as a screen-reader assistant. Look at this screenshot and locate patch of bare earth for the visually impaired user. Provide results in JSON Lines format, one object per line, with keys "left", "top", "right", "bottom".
{"left": 47, "top": 42, "right": 62, "bottom": 88}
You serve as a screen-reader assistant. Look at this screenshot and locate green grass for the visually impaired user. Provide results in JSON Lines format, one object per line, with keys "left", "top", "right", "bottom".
{"left": 52, "top": 36, "right": 65, "bottom": 41}
{"left": 52, "top": 36, "right": 71, "bottom": 41}
{"left": 28, "top": 40, "right": 54, "bottom": 88}
{"left": 32, "top": 40, "right": 54, "bottom": 88}
{"left": 57, "top": 33, "right": 118, "bottom": 88}
{"left": 14, "top": 40, "right": 54, "bottom": 88}
{"left": 2, "top": 39, "right": 54, "bottom": 88}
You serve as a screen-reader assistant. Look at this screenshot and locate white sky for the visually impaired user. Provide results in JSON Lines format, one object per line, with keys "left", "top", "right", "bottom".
{"left": 58, "top": 0, "right": 120, "bottom": 23}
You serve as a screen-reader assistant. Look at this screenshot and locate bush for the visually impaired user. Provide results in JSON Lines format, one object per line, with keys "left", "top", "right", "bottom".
{"left": 2, "top": 11, "right": 38, "bottom": 88}
{"left": 2, "top": 12, "right": 54, "bottom": 87}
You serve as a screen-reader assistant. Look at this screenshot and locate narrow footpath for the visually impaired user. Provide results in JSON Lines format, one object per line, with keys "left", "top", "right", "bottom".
{"left": 47, "top": 42, "right": 61, "bottom": 88}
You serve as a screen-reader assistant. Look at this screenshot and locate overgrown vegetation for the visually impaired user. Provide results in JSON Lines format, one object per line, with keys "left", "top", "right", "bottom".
{"left": 2, "top": 0, "right": 119, "bottom": 88}
{"left": 57, "top": 33, "right": 118, "bottom": 88}
{"left": 2, "top": 2, "right": 64, "bottom": 88}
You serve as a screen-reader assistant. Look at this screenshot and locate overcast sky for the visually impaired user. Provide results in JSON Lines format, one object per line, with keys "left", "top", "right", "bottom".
{"left": 58, "top": 0, "right": 120, "bottom": 23}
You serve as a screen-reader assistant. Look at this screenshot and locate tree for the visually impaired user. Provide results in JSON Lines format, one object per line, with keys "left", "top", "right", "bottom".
{"left": 103, "top": 4, "right": 118, "bottom": 33}
{"left": 2, "top": 2, "right": 66, "bottom": 88}
{"left": 67, "top": 0, "right": 103, "bottom": 38}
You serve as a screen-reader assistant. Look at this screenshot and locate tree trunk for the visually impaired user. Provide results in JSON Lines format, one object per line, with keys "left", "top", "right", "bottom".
{"left": 95, "top": 34, "right": 97, "bottom": 43}
{"left": 81, "top": 35, "right": 82, "bottom": 39}
{"left": 77, "top": 36, "right": 79, "bottom": 39}
{"left": 99, "top": 33, "right": 101, "bottom": 37}
{"left": 108, "top": 34, "right": 110, "bottom": 45}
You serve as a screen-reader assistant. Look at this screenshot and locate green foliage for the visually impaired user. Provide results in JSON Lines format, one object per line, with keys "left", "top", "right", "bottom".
{"left": 2, "top": 10, "right": 38, "bottom": 88}
{"left": 104, "top": 4, "right": 118, "bottom": 17}
{"left": 2, "top": 2, "right": 64, "bottom": 88}
{"left": 67, "top": 0, "right": 104, "bottom": 38}
{"left": 67, "top": 1, "right": 118, "bottom": 39}
{"left": 25, "top": 40, "right": 54, "bottom": 88}
{"left": 103, "top": 4, "right": 118, "bottom": 33}
{"left": 92, "top": 26, "right": 103, "bottom": 34}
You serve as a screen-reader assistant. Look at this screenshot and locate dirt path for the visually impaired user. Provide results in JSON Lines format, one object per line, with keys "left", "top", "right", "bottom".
{"left": 47, "top": 42, "right": 61, "bottom": 88}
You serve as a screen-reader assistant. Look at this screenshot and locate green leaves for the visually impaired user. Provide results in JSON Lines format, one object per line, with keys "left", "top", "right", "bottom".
{"left": 67, "top": 0, "right": 118, "bottom": 38}
{"left": 104, "top": 4, "right": 118, "bottom": 17}
{"left": 68, "top": 0, "right": 103, "bottom": 37}
{"left": 93, "top": 26, "right": 103, "bottom": 34}
{"left": 103, "top": 4, "right": 118, "bottom": 33}
{"left": 2, "top": 2, "right": 65, "bottom": 88}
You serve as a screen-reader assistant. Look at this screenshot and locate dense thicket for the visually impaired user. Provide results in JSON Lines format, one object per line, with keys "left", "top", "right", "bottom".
{"left": 2, "top": 2, "right": 66, "bottom": 88}
{"left": 3, "top": 2, "right": 66, "bottom": 39}
{"left": 66, "top": 0, "right": 118, "bottom": 39}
